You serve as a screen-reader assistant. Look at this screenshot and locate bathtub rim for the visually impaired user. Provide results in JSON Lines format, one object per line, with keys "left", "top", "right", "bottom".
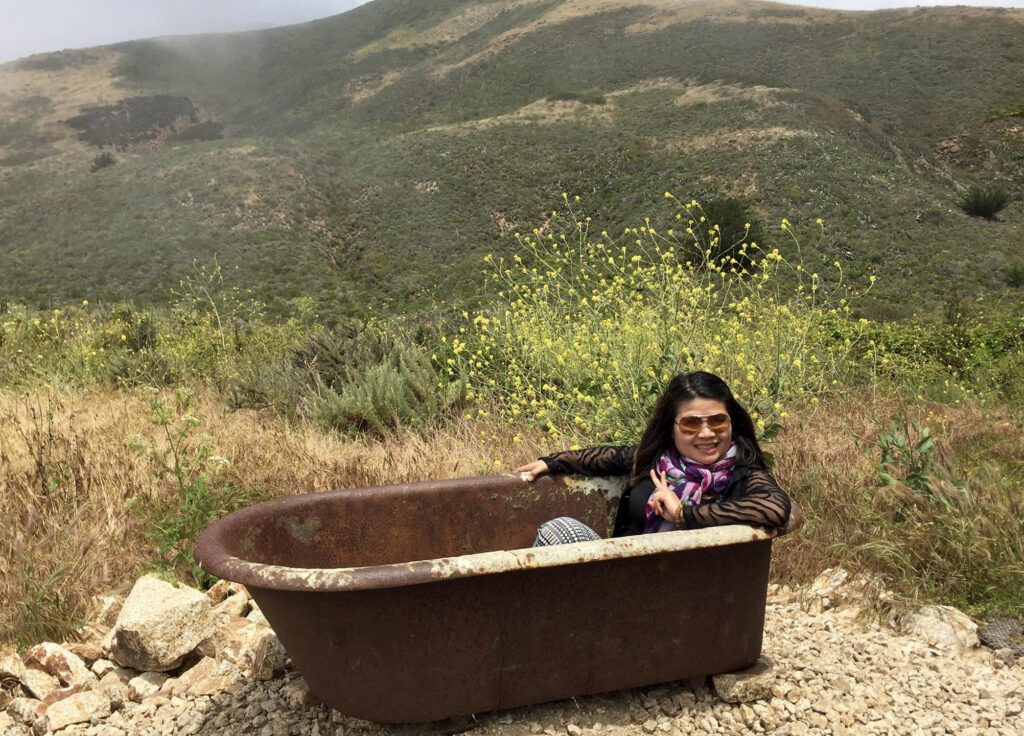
{"left": 195, "top": 473, "right": 799, "bottom": 593}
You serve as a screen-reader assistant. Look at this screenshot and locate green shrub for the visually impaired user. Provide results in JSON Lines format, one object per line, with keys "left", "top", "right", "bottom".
{"left": 302, "top": 342, "right": 463, "bottom": 437}
{"left": 855, "top": 420, "right": 1024, "bottom": 616}
{"left": 960, "top": 184, "right": 1011, "bottom": 219}
{"left": 876, "top": 415, "right": 936, "bottom": 493}
{"left": 698, "top": 196, "right": 764, "bottom": 273}
{"left": 1005, "top": 261, "right": 1024, "bottom": 289}
{"left": 126, "top": 388, "right": 266, "bottom": 588}
{"left": 89, "top": 152, "right": 116, "bottom": 172}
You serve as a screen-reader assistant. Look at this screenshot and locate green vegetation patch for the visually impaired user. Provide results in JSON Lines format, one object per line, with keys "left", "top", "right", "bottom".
{"left": 987, "top": 102, "right": 1024, "bottom": 119}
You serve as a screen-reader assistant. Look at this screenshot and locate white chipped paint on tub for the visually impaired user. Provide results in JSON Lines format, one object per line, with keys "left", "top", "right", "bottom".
{"left": 206, "top": 523, "right": 777, "bottom": 592}
{"left": 427, "top": 523, "right": 776, "bottom": 579}
{"left": 509, "top": 473, "right": 627, "bottom": 503}
{"left": 565, "top": 475, "right": 629, "bottom": 503}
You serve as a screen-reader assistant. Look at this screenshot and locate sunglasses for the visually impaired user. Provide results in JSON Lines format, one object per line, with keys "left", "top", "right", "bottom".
{"left": 675, "top": 413, "right": 731, "bottom": 434}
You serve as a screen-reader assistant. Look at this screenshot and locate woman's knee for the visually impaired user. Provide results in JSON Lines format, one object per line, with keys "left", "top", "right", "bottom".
{"left": 532, "top": 517, "right": 601, "bottom": 547}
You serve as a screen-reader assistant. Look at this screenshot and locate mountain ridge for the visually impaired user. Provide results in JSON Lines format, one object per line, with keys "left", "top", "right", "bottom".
{"left": 0, "top": 0, "right": 1021, "bottom": 318}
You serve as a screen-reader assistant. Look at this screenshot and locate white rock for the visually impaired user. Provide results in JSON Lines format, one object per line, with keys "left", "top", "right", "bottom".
{"left": 212, "top": 591, "right": 249, "bottom": 620}
{"left": 712, "top": 657, "right": 775, "bottom": 704}
{"left": 0, "top": 712, "right": 23, "bottom": 735}
{"left": 209, "top": 618, "right": 287, "bottom": 680}
{"left": 280, "top": 677, "right": 316, "bottom": 708}
{"left": 17, "top": 668, "right": 60, "bottom": 700}
{"left": 97, "top": 666, "right": 135, "bottom": 686}
{"left": 206, "top": 581, "right": 248, "bottom": 605}
{"left": 89, "top": 595, "right": 124, "bottom": 629}
{"left": 107, "top": 575, "right": 213, "bottom": 671}
{"left": 245, "top": 602, "right": 269, "bottom": 628}
{"left": 900, "top": 605, "right": 979, "bottom": 652}
{"left": 22, "top": 643, "right": 96, "bottom": 687}
{"left": 809, "top": 567, "right": 849, "bottom": 598}
{"left": 62, "top": 640, "right": 103, "bottom": 666}
{"left": 90, "top": 658, "right": 116, "bottom": 678}
{"left": 39, "top": 683, "right": 93, "bottom": 710}
{"left": 169, "top": 657, "right": 212, "bottom": 696}
{"left": 0, "top": 649, "right": 26, "bottom": 684}
{"left": 4, "top": 698, "right": 41, "bottom": 726}
{"left": 40, "top": 690, "right": 111, "bottom": 732}
{"left": 205, "top": 579, "right": 234, "bottom": 604}
{"left": 978, "top": 673, "right": 1018, "bottom": 701}
{"left": 127, "top": 672, "right": 170, "bottom": 701}
{"left": 95, "top": 668, "right": 134, "bottom": 710}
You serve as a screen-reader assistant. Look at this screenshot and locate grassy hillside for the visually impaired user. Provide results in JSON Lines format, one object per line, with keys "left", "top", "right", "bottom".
{"left": 0, "top": 0, "right": 1022, "bottom": 318}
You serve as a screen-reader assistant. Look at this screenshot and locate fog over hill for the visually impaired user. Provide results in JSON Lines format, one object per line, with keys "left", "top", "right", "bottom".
{"left": 0, "top": 0, "right": 1021, "bottom": 319}
{"left": 6, "top": 1, "right": 1024, "bottom": 63}
{"left": 0, "top": 1, "right": 370, "bottom": 63}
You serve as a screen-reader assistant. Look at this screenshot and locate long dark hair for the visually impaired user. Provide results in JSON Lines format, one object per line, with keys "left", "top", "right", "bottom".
{"left": 630, "top": 371, "right": 764, "bottom": 485}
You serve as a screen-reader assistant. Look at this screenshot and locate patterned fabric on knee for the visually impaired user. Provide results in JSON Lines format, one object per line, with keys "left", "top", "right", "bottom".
{"left": 532, "top": 516, "right": 601, "bottom": 547}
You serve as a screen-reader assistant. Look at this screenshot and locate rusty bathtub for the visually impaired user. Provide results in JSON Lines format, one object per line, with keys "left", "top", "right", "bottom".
{"left": 194, "top": 473, "right": 799, "bottom": 723}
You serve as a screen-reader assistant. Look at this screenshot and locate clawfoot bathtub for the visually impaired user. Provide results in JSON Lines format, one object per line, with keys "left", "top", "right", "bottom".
{"left": 195, "top": 473, "right": 800, "bottom": 723}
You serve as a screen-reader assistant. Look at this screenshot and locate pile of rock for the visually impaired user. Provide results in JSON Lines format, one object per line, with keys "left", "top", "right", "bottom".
{"left": 2, "top": 567, "right": 1021, "bottom": 736}
{"left": 0, "top": 575, "right": 286, "bottom": 735}
{"left": 768, "top": 566, "right": 984, "bottom": 655}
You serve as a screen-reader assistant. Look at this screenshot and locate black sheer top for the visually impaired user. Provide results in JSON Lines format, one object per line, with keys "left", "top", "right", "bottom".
{"left": 540, "top": 445, "right": 791, "bottom": 532}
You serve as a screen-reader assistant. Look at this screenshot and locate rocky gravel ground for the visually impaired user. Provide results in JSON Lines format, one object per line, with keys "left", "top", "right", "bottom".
{"left": 17, "top": 592, "right": 1022, "bottom": 736}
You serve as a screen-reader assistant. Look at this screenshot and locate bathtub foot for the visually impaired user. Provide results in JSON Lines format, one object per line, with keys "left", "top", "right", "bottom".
{"left": 710, "top": 656, "right": 775, "bottom": 703}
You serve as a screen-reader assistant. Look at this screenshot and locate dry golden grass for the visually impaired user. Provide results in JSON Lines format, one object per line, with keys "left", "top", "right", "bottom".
{"left": 420, "top": 96, "right": 614, "bottom": 134}
{"left": 430, "top": 0, "right": 849, "bottom": 78}
{"left": 769, "top": 393, "right": 1024, "bottom": 604}
{"left": 673, "top": 81, "right": 784, "bottom": 107}
{"left": 3, "top": 387, "right": 1021, "bottom": 646}
{"left": 0, "top": 50, "right": 125, "bottom": 169}
{"left": 344, "top": 70, "right": 405, "bottom": 104}
{"left": 353, "top": 3, "right": 514, "bottom": 60}
{"left": 417, "top": 79, "right": 799, "bottom": 146}
{"left": 670, "top": 126, "right": 806, "bottom": 152}
{"left": 0, "top": 388, "right": 546, "bottom": 646}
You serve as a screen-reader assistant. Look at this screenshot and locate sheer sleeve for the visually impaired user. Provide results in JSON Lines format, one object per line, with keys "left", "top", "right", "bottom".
{"left": 681, "top": 467, "right": 791, "bottom": 530}
{"left": 540, "top": 445, "right": 636, "bottom": 477}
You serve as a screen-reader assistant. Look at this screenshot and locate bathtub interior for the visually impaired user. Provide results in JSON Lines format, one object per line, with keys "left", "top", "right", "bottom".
{"left": 218, "top": 474, "right": 625, "bottom": 570}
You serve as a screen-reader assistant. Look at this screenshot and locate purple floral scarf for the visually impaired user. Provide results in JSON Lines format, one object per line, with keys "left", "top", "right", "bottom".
{"left": 644, "top": 442, "right": 737, "bottom": 533}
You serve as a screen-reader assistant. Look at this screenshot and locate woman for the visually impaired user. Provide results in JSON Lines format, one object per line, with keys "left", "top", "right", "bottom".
{"left": 515, "top": 371, "right": 791, "bottom": 544}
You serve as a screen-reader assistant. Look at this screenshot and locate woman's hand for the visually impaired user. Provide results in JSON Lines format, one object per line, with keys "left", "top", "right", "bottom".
{"left": 515, "top": 460, "right": 549, "bottom": 482}
{"left": 647, "top": 469, "right": 683, "bottom": 523}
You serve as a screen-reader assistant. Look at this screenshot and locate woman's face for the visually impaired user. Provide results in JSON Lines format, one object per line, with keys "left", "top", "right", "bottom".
{"left": 671, "top": 397, "right": 732, "bottom": 464}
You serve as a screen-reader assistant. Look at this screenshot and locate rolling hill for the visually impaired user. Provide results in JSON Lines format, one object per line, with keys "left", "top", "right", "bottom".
{"left": 0, "top": 0, "right": 1022, "bottom": 320}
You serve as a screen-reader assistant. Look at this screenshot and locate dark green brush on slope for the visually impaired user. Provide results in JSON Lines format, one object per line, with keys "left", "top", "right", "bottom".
{"left": 0, "top": 0, "right": 1021, "bottom": 317}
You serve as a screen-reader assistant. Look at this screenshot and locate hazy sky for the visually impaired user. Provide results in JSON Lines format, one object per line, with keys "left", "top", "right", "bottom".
{"left": 0, "top": 1, "right": 368, "bottom": 63}
{"left": 2, "top": 0, "right": 1023, "bottom": 65}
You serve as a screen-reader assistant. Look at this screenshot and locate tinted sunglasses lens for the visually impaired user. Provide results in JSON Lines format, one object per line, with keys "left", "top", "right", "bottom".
{"left": 677, "top": 416, "right": 702, "bottom": 432}
{"left": 707, "top": 413, "right": 730, "bottom": 431}
{"left": 677, "top": 414, "right": 730, "bottom": 432}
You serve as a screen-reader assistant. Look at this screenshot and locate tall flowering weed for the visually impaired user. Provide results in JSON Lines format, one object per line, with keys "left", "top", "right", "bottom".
{"left": 446, "top": 194, "right": 876, "bottom": 444}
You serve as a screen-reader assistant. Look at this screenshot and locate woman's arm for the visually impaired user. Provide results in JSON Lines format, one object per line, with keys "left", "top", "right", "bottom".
{"left": 680, "top": 467, "right": 791, "bottom": 530}
{"left": 517, "top": 445, "right": 636, "bottom": 480}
